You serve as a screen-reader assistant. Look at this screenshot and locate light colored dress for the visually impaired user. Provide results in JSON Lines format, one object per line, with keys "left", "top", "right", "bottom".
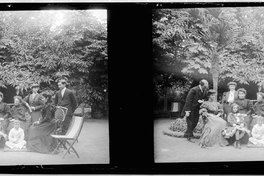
{"left": 199, "top": 101, "right": 228, "bottom": 147}
{"left": 249, "top": 124, "right": 264, "bottom": 145}
{"left": 5, "top": 127, "right": 26, "bottom": 149}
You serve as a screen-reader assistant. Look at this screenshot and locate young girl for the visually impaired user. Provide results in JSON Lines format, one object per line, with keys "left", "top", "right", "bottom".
{"left": 222, "top": 103, "right": 250, "bottom": 149}
{"left": 5, "top": 120, "right": 26, "bottom": 150}
{"left": 248, "top": 116, "right": 264, "bottom": 146}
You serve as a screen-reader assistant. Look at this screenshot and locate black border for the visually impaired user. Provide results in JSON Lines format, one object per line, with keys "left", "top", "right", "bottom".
{"left": 0, "top": 2, "right": 264, "bottom": 174}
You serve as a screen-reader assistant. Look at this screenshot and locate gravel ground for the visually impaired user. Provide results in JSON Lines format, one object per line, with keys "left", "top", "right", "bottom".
{"left": 0, "top": 118, "right": 109, "bottom": 165}
{"left": 155, "top": 118, "right": 264, "bottom": 163}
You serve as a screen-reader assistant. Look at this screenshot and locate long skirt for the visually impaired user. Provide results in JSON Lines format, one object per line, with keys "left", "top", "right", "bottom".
{"left": 199, "top": 114, "right": 228, "bottom": 147}
{"left": 30, "top": 110, "right": 42, "bottom": 123}
{"left": 27, "top": 120, "right": 57, "bottom": 154}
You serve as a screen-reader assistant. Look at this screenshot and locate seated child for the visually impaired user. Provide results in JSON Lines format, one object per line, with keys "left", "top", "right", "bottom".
{"left": 249, "top": 116, "right": 264, "bottom": 146}
{"left": 5, "top": 120, "right": 26, "bottom": 150}
{"left": 222, "top": 103, "right": 250, "bottom": 149}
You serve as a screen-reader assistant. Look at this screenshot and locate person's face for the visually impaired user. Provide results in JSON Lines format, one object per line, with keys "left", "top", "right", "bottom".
{"left": 202, "top": 81, "right": 209, "bottom": 90}
{"left": 14, "top": 98, "right": 20, "bottom": 105}
{"left": 58, "top": 81, "right": 65, "bottom": 90}
{"left": 257, "top": 94, "right": 263, "bottom": 102}
{"left": 209, "top": 94, "right": 215, "bottom": 100}
{"left": 42, "top": 96, "right": 48, "bottom": 104}
{"left": 229, "top": 85, "right": 236, "bottom": 91}
{"left": 238, "top": 91, "right": 246, "bottom": 99}
{"left": 14, "top": 123, "right": 19, "bottom": 129}
{"left": 233, "top": 105, "right": 239, "bottom": 113}
{"left": 32, "top": 87, "right": 39, "bottom": 93}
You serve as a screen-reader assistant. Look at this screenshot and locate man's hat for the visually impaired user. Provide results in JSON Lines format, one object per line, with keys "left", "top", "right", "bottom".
{"left": 227, "top": 82, "right": 237, "bottom": 87}
{"left": 31, "top": 83, "right": 39, "bottom": 89}
{"left": 237, "top": 88, "right": 247, "bottom": 95}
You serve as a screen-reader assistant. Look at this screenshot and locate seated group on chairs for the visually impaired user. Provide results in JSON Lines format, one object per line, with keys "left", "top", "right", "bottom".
{"left": 165, "top": 80, "right": 264, "bottom": 149}
{"left": 0, "top": 78, "right": 78, "bottom": 154}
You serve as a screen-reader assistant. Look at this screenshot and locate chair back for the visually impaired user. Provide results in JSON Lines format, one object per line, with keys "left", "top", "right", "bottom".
{"left": 55, "top": 106, "right": 68, "bottom": 122}
{"left": 65, "top": 116, "right": 84, "bottom": 139}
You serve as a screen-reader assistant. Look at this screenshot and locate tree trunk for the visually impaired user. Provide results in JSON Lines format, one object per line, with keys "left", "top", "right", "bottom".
{"left": 163, "top": 88, "right": 168, "bottom": 112}
{"left": 211, "top": 53, "right": 220, "bottom": 102}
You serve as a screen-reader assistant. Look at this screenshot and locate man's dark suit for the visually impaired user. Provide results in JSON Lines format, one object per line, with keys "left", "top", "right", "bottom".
{"left": 54, "top": 88, "right": 78, "bottom": 134}
{"left": 181, "top": 85, "right": 207, "bottom": 137}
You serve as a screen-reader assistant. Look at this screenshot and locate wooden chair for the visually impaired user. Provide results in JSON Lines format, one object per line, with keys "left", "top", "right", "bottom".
{"left": 51, "top": 115, "right": 84, "bottom": 158}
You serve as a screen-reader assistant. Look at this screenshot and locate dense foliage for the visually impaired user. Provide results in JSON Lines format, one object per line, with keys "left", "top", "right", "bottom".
{"left": 0, "top": 10, "right": 107, "bottom": 116}
{"left": 153, "top": 7, "right": 264, "bottom": 100}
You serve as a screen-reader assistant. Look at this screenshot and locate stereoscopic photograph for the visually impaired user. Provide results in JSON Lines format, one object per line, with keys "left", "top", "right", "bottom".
{"left": 0, "top": 9, "right": 108, "bottom": 165}
{"left": 153, "top": 7, "right": 264, "bottom": 162}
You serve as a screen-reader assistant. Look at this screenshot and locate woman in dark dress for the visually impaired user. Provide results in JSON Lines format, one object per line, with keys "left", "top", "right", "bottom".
{"left": 234, "top": 88, "right": 253, "bottom": 130}
{"left": 251, "top": 92, "right": 264, "bottom": 129}
{"left": 27, "top": 92, "right": 57, "bottom": 154}
{"left": 0, "top": 92, "right": 11, "bottom": 134}
{"left": 24, "top": 83, "right": 44, "bottom": 123}
{"left": 8, "top": 96, "right": 32, "bottom": 139}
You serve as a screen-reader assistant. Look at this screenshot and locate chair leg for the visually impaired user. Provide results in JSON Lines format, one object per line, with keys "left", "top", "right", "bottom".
{"left": 52, "top": 139, "right": 63, "bottom": 154}
{"left": 66, "top": 140, "right": 79, "bottom": 158}
{"left": 62, "top": 140, "right": 79, "bottom": 159}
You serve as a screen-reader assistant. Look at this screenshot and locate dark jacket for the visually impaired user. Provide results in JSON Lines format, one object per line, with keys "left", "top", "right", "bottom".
{"left": 54, "top": 88, "right": 78, "bottom": 116}
{"left": 181, "top": 85, "right": 207, "bottom": 117}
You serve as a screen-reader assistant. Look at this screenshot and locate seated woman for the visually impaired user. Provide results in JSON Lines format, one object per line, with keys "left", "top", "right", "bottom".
{"left": 27, "top": 92, "right": 57, "bottom": 154}
{"left": 198, "top": 89, "right": 228, "bottom": 148}
{"left": 8, "top": 96, "right": 31, "bottom": 140}
{"left": 222, "top": 103, "right": 250, "bottom": 149}
{"left": 5, "top": 119, "right": 26, "bottom": 150}
{"left": 234, "top": 88, "right": 253, "bottom": 130}
{"left": 248, "top": 115, "right": 264, "bottom": 146}
{"left": 0, "top": 92, "right": 11, "bottom": 134}
{"left": 251, "top": 92, "right": 264, "bottom": 129}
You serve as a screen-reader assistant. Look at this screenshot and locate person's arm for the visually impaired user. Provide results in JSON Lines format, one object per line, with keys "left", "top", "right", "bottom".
{"left": 227, "top": 114, "right": 236, "bottom": 126}
{"left": 221, "top": 92, "right": 226, "bottom": 104}
{"left": 3, "top": 103, "right": 10, "bottom": 119}
{"left": 247, "top": 100, "right": 254, "bottom": 115}
{"left": 70, "top": 91, "right": 78, "bottom": 113}
{"left": 18, "top": 129, "right": 25, "bottom": 142}
{"left": 33, "top": 95, "right": 45, "bottom": 111}
{"left": 20, "top": 98, "right": 32, "bottom": 113}
{"left": 54, "top": 92, "right": 58, "bottom": 106}
{"left": 183, "top": 88, "right": 195, "bottom": 112}
{"left": 8, "top": 129, "right": 15, "bottom": 143}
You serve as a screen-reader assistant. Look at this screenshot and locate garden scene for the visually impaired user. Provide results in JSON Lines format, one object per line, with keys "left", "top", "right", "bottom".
{"left": 0, "top": 9, "right": 108, "bottom": 165}
{"left": 153, "top": 7, "right": 264, "bottom": 162}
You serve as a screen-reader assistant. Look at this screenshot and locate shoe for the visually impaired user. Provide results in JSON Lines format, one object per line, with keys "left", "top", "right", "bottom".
{"left": 183, "top": 133, "right": 194, "bottom": 138}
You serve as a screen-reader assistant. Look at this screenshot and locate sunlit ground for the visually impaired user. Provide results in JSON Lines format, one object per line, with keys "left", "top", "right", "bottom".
{"left": 155, "top": 118, "right": 264, "bottom": 163}
{"left": 0, "top": 118, "right": 109, "bottom": 165}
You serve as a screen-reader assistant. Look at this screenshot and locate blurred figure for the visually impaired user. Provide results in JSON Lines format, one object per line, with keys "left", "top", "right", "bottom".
{"left": 54, "top": 78, "right": 77, "bottom": 135}
{"left": 180, "top": 79, "right": 209, "bottom": 139}
{"left": 5, "top": 120, "right": 26, "bottom": 150}
{"left": 24, "top": 83, "right": 44, "bottom": 123}
{"left": 221, "top": 82, "right": 238, "bottom": 120}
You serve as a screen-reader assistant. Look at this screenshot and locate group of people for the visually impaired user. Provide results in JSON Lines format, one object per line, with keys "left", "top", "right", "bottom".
{"left": 167, "top": 79, "right": 264, "bottom": 149}
{"left": 0, "top": 78, "right": 78, "bottom": 153}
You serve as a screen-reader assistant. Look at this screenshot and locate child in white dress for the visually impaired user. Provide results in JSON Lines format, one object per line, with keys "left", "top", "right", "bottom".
{"left": 5, "top": 120, "right": 26, "bottom": 150}
{"left": 249, "top": 116, "right": 264, "bottom": 146}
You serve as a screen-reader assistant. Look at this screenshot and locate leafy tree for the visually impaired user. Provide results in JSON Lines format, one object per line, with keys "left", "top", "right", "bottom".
{"left": 153, "top": 7, "right": 264, "bottom": 100}
{"left": 0, "top": 10, "right": 107, "bottom": 117}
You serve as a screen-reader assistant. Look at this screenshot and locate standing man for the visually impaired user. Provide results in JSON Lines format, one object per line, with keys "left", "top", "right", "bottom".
{"left": 54, "top": 78, "right": 78, "bottom": 135}
{"left": 221, "top": 82, "right": 238, "bottom": 120}
{"left": 181, "top": 79, "right": 209, "bottom": 139}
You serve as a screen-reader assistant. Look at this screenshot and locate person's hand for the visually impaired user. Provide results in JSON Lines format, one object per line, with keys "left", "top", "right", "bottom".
{"left": 185, "top": 111, "right": 190, "bottom": 117}
{"left": 198, "top": 99, "right": 204, "bottom": 103}
{"left": 33, "top": 121, "right": 39, "bottom": 126}
{"left": 31, "top": 106, "right": 35, "bottom": 111}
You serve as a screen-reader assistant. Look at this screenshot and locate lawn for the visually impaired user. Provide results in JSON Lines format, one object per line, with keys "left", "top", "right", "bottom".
{"left": 155, "top": 118, "right": 264, "bottom": 163}
{"left": 0, "top": 118, "right": 109, "bottom": 165}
